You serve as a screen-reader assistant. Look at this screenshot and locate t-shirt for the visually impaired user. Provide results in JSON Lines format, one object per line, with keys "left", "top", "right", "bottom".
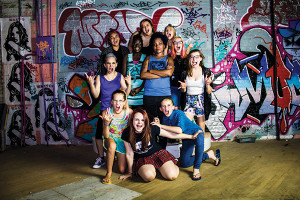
{"left": 162, "top": 110, "right": 202, "bottom": 135}
{"left": 121, "top": 125, "right": 162, "bottom": 159}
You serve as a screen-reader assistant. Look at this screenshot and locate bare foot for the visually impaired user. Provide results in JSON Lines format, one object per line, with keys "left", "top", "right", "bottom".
{"left": 192, "top": 169, "right": 201, "bottom": 180}
{"left": 207, "top": 150, "right": 219, "bottom": 165}
{"left": 102, "top": 173, "right": 112, "bottom": 184}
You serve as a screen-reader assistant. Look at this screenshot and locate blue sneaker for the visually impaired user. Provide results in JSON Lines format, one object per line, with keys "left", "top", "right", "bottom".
{"left": 92, "top": 157, "right": 105, "bottom": 169}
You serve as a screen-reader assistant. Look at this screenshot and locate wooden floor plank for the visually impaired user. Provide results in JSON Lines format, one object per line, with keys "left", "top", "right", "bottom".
{"left": 0, "top": 139, "right": 300, "bottom": 200}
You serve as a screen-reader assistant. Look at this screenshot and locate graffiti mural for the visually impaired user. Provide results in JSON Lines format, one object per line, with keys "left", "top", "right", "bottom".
{"left": 0, "top": 0, "right": 299, "bottom": 145}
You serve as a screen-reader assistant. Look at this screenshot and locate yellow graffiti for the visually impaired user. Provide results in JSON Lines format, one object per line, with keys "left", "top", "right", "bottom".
{"left": 36, "top": 41, "right": 50, "bottom": 57}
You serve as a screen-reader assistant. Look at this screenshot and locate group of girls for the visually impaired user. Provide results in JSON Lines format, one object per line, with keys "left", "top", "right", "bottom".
{"left": 85, "top": 18, "right": 216, "bottom": 184}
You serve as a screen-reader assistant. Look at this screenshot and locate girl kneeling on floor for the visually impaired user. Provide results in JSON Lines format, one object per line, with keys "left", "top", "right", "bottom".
{"left": 119, "top": 108, "right": 199, "bottom": 182}
{"left": 101, "top": 90, "right": 133, "bottom": 184}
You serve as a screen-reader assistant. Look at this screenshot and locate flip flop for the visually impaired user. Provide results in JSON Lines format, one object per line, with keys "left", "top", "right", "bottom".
{"left": 192, "top": 173, "right": 202, "bottom": 181}
{"left": 102, "top": 178, "right": 111, "bottom": 185}
{"left": 215, "top": 149, "right": 221, "bottom": 166}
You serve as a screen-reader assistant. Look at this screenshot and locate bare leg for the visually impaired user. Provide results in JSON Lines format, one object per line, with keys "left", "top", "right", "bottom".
{"left": 207, "top": 150, "right": 219, "bottom": 165}
{"left": 196, "top": 116, "right": 205, "bottom": 133}
{"left": 116, "top": 152, "right": 126, "bottom": 174}
{"left": 138, "top": 165, "right": 156, "bottom": 182}
{"left": 158, "top": 160, "right": 179, "bottom": 181}
{"left": 185, "top": 113, "right": 194, "bottom": 122}
{"left": 96, "top": 139, "right": 104, "bottom": 157}
{"left": 103, "top": 138, "right": 116, "bottom": 183}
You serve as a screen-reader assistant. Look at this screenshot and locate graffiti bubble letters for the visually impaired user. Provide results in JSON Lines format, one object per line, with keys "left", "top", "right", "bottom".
{"left": 59, "top": 7, "right": 183, "bottom": 56}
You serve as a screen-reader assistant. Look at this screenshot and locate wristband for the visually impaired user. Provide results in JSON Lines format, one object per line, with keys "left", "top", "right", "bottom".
{"left": 104, "top": 122, "right": 110, "bottom": 126}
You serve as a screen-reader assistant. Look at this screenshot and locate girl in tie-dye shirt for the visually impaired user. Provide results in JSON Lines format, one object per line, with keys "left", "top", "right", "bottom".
{"left": 101, "top": 90, "right": 133, "bottom": 184}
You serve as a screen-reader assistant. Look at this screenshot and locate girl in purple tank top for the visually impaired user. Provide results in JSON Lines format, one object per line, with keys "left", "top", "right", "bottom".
{"left": 85, "top": 53, "right": 131, "bottom": 171}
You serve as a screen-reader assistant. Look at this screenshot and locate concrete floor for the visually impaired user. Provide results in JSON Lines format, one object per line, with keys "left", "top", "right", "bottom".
{"left": 0, "top": 139, "right": 300, "bottom": 200}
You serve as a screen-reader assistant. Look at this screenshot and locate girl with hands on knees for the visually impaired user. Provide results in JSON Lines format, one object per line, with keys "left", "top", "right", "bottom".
{"left": 101, "top": 90, "right": 133, "bottom": 184}
{"left": 84, "top": 53, "right": 131, "bottom": 171}
{"left": 119, "top": 108, "right": 197, "bottom": 182}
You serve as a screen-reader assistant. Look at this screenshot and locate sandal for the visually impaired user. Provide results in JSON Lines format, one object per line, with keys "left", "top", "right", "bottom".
{"left": 192, "top": 173, "right": 202, "bottom": 181}
{"left": 215, "top": 149, "right": 221, "bottom": 166}
{"left": 102, "top": 177, "right": 111, "bottom": 185}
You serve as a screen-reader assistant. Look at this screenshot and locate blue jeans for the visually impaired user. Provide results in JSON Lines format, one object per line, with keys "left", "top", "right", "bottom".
{"left": 171, "top": 86, "right": 181, "bottom": 107}
{"left": 180, "top": 132, "right": 208, "bottom": 169}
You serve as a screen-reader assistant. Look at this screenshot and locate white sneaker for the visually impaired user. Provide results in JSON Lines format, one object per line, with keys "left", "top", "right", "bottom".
{"left": 92, "top": 157, "right": 105, "bottom": 169}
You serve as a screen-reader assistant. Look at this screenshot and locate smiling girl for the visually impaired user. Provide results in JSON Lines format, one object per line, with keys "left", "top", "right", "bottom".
{"left": 119, "top": 108, "right": 198, "bottom": 182}
{"left": 179, "top": 49, "right": 213, "bottom": 132}
{"left": 128, "top": 18, "right": 155, "bottom": 55}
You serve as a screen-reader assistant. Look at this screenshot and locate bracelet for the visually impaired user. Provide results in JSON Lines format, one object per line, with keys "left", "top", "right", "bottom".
{"left": 104, "top": 122, "right": 110, "bottom": 126}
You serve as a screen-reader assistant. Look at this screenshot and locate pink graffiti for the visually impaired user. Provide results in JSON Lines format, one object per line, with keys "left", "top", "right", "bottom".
{"left": 59, "top": 7, "right": 183, "bottom": 56}
{"left": 266, "top": 47, "right": 292, "bottom": 133}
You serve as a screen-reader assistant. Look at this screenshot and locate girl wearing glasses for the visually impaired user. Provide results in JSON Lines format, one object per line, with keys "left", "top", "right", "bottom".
{"left": 101, "top": 90, "right": 133, "bottom": 184}
{"left": 178, "top": 49, "right": 213, "bottom": 133}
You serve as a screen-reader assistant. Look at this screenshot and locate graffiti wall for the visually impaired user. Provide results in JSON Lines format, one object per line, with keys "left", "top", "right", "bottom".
{"left": 1, "top": 0, "right": 299, "bottom": 145}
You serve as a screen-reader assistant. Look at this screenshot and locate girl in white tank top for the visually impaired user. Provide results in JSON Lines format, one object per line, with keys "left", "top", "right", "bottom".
{"left": 178, "top": 49, "right": 213, "bottom": 132}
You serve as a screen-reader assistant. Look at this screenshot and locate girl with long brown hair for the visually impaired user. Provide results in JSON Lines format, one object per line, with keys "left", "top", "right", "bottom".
{"left": 119, "top": 108, "right": 198, "bottom": 182}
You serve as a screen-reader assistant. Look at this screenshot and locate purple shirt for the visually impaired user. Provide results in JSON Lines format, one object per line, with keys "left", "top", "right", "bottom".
{"left": 100, "top": 72, "right": 121, "bottom": 111}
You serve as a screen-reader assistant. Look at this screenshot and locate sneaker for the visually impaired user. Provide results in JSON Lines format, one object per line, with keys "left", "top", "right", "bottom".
{"left": 92, "top": 157, "right": 105, "bottom": 169}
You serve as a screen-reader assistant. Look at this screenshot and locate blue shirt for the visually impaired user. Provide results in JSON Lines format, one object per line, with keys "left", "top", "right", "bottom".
{"left": 162, "top": 110, "right": 202, "bottom": 135}
{"left": 144, "top": 55, "right": 171, "bottom": 96}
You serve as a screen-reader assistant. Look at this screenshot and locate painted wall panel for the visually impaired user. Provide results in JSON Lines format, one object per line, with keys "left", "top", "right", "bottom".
{"left": 0, "top": 0, "right": 299, "bottom": 145}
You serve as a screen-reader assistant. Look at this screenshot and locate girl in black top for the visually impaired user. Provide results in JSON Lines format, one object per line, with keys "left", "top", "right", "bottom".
{"left": 120, "top": 108, "right": 198, "bottom": 182}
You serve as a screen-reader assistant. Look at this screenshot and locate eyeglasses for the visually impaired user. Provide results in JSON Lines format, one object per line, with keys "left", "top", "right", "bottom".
{"left": 134, "top": 42, "right": 142, "bottom": 46}
{"left": 173, "top": 41, "right": 183, "bottom": 45}
{"left": 190, "top": 55, "right": 201, "bottom": 59}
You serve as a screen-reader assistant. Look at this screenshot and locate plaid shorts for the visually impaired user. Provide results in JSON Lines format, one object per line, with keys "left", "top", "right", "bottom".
{"left": 135, "top": 149, "right": 176, "bottom": 172}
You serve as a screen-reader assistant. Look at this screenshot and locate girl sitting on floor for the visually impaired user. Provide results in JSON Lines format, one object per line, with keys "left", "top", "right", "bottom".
{"left": 119, "top": 108, "right": 199, "bottom": 182}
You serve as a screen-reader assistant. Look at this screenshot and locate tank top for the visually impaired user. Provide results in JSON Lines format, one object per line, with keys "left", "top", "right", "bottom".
{"left": 126, "top": 53, "right": 146, "bottom": 105}
{"left": 144, "top": 55, "right": 171, "bottom": 96}
{"left": 186, "top": 75, "right": 205, "bottom": 95}
{"left": 100, "top": 72, "right": 121, "bottom": 111}
{"left": 107, "top": 107, "right": 129, "bottom": 138}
